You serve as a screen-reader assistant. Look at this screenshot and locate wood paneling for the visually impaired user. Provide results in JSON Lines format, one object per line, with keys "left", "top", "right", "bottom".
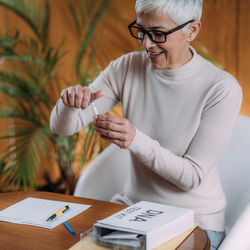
{"left": 47, "top": 0, "right": 138, "bottom": 83}
{"left": 1, "top": 0, "right": 249, "bottom": 115}
{"left": 238, "top": 0, "right": 250, "bottom": 115}
{"left": 0, "top": 0, "right": 250, "bottom": 188}
{"left": 197, "top": 0, "right": 238, "bottom": 77}
{"left": 94, "top": 0, "right": 138, "bottom": 67}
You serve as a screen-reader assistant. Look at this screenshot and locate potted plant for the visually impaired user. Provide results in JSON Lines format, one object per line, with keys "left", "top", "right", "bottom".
{"left": 0, "top": 0, "right": 110, "bottom": 194}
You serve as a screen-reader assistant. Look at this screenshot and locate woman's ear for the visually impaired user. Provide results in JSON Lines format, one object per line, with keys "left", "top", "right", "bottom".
{"left": 186, "top": 21, "right": 201, "bottom": 42}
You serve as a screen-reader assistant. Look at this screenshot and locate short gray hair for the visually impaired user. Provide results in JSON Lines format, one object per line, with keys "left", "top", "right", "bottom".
{"left": 135, "top": 0, "right": 203, "bottom": 25}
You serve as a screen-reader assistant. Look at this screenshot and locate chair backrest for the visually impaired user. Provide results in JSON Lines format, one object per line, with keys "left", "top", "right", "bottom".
{"left": 218, "top": 201, "right": 250, "bottom": 250}
{"left": 217, "top": 114, "right": 250, "bottom": 233}
{"left": 73, "top": 143, "right": 131, "bottom": 201}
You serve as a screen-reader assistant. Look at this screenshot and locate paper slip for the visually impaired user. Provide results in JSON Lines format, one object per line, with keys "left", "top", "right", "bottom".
{"left": 100, "top": 231, "right": 144, "bottom": 248}
{"left": 0, "top": 197, "right": 91, "bottom": 229}
{"left": 101, "top": 231, "right": 139, "bottom": 240}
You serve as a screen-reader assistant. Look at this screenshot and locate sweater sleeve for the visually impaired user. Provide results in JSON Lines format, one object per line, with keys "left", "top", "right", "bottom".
{"left": 128, "top": 78, "right": 242, "bottom": 191}
{"left": 50, "top": 53, "right": 132, "bottom": 136}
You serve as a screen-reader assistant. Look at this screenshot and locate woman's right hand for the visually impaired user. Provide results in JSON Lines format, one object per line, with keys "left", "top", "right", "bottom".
{"left": 60, "top": 84, "right": 105, "bottom": 109}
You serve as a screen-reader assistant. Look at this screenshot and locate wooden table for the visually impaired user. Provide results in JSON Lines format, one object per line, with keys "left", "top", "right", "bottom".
{"left": 0, "top": 191, "right": 210, "bottom": 250}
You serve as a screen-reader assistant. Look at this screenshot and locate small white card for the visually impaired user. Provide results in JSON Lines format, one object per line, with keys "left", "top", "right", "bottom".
{"left": 101, "top": 230, "right": 139, "bottom": 240}
{"left": 0, "top": 197, "right": 91, "bottom": 228}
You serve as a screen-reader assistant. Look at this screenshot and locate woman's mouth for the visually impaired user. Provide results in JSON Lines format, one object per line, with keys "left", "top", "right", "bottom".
{"left": 147, "top": 51, "right": 164, "bottom": 59}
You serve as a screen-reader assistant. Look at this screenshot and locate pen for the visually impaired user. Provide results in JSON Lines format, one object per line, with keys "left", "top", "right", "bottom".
{"left": 46, "top": 205, "right": 69, "bottom": 222}
{"left": 64, "top": 221, "right": 75, "bottom": 235}
{"left": 90, "top": 100, "right": 99, "bottom": 117}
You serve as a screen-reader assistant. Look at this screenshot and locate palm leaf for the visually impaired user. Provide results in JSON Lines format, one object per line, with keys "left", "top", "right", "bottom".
{"left": 1, "top": 124, "right": 51, "bottom": 188}
{"left": 41, "top": 0, "right": 50, "bottom": 47}
{"left": 76, "top": 0, "right": 110, "bottom": 77}
{"left": 77, "top": 0, "right": 87, "bottom": 25}
{"left": 0, "top": 1, "right": 111, "bottom": 191}
{"left": 67, "top": 0, "right": 81, "bottom": 35}
{"left": 55, "top": 133, "right": 79, "bottom": 165}
{"left": 0, "top": 71, "right": 50, "bottom": 113}
{"left": 0, "top": 29, "right": 19, "bottom": 54}
{"left": 79, "top": 124, "right": 98, "bottom": 171}
{"left": 0, "top": 0, "right": 49, "bottom": 45}
{"left": 0, "top": 38, "right": 66, "bottom": 112}
{"left": 0, "top": 107, "right": 38, "bottom": 127}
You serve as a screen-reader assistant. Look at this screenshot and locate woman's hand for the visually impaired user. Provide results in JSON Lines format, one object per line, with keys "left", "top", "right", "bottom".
{"left": 94, "top": 115, "right": 135, "bottom": 149}
{"left": 60, "top": 84, "right": 105, "bottom": 109}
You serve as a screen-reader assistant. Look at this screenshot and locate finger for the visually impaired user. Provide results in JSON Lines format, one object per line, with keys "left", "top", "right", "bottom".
{"left": 100, "top": 135, "right": 129, "bottom": 149}
{"left": 91, "top": 89, "right": 106, "bottom": 100}
{"left": 95, "top": 126, "right": 128, "bottom": 141}
{"left": 96, "top": 114, "right": 126, "bottom": 125}
{"left": 67, "top": 87, "right": 75, "bottom": 106}
{"left": 80, "top": 87, "right": 91, "bottom": 109}
{"left": 94, "top": 119, "right": 127, "bottom": 133}
{"left": 74, "top": 85, "right": 84, "bottom": 108}
{"left": 61, "top": 89, "right": 69, "bottom": 106}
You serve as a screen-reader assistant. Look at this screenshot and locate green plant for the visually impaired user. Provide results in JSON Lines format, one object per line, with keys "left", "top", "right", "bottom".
{"left": 0, "top": 0, "right": 110, "bottom": 193}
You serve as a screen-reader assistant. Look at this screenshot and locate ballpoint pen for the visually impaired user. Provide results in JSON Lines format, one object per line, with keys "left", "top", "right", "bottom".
{"left": 64, "top": 221, "right": 75, "bottom": 235}
{"left": 46, "top": 205, "right": 69, "bottom": 222}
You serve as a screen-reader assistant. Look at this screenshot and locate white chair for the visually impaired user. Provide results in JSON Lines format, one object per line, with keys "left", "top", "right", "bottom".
{"left": 219, "top": 202, "right": 250, "bottom": 250}
{"left": 74, "top": 115, "right": 250, "bottom": 248}
{"left": 217, "top": 114, "right": 250, "bottom": 232}
{"left": 217, "top": 114, "right": 250, "bottom": 249}
{"left": 73, "top": 143, "right": 131, "bottom": 201}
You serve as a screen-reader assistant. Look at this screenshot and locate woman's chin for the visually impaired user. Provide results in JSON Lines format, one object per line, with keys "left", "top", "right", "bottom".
{"left": 151, "top": 61, "right": 167, "bottom": 70}
{"left": 149, "top": 56, "right": 168, "bottom": 70}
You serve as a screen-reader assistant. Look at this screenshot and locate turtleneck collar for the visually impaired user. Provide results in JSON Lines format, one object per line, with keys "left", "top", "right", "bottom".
{"left": 150, "top": 46, "right": 202, "bottom": 81}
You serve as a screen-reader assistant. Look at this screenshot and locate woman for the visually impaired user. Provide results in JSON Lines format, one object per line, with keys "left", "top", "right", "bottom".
{"left": 50, "top": 0, "right": 242, "bottom": 248}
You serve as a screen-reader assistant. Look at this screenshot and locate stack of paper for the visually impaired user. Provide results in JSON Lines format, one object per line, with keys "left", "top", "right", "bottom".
{"left": 0, "top": 197, "right": 90, "bottom": 228}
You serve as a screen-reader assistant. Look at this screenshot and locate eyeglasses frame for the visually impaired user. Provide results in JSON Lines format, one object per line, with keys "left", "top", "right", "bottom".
{"left": 128, "top": 19, "right": 194, "bottom": 43}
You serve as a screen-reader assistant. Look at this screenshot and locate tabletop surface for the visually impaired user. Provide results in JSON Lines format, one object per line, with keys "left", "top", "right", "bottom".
{"left": 0, "top": 191, "right": 210, "bottom": 250}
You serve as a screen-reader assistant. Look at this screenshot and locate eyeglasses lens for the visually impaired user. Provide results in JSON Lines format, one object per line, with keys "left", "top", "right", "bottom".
{"left": 130, "top": 27, "right": 166, "bottom": 43}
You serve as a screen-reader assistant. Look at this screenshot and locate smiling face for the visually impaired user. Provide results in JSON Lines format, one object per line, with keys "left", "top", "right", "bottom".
{"left": 136, "top": 11, "right": 198, "bottom": 70}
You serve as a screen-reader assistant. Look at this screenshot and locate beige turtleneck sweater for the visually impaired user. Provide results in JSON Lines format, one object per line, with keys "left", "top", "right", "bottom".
{"left": 50, "top": 47, "right": 242, "bottom": 231}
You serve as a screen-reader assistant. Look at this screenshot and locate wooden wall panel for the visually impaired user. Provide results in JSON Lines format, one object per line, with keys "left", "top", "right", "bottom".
{"left": 238, "top": 0, "right": 250, "bottom": 115}
{"left": 0, "top": 0, "right": 250, "bottom": 167}
{"left": 1, "top": 0, "right": 249, "bottom": 115}
{"left": 93, "top": 0, "right": 138, "bottom": 67}
{"left": 196, "top": 0, "right": 238, "bottom": 78}
{"left": 48, "top": 0, "right": 138, "bottom": 83}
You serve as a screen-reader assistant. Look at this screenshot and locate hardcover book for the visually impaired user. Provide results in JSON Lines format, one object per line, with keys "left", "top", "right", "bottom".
{"left": 93, "top": 201, "right": 194, "bottom": 250}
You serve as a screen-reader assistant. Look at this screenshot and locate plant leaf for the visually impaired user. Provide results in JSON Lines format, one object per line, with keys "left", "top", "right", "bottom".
{"left": 76, "top": 0, "right": 110, "bottom": 77}
{"left": 0, "top": 0, "right": 49, "bottom": 44}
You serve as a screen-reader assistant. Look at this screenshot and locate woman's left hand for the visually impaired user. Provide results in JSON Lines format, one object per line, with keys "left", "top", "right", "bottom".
{"left": 94, "top": 114, "right": 135, "bottom": 149}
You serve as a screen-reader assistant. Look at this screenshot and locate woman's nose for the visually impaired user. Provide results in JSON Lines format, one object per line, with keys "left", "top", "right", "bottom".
{"left": 142, "top": 33, "right": 155, "bottom": 48}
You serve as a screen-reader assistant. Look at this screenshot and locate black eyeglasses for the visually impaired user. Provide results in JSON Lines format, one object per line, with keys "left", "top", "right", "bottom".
{"left": 128, "top": 19, "right": 194, "bottom": 43}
